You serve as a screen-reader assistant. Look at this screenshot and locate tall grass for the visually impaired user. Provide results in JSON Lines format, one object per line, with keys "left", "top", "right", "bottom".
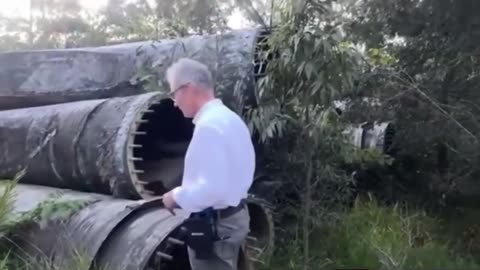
{"left": 0, "top": 171, "right": 24, "bottom": 270}
{"left": 270, "top": 195, "right": 480, "bottom": 270}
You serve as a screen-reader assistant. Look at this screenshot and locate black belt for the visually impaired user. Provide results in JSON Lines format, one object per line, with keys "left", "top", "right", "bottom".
{"left": 214, "top": 199, "right": 246, "bottom": 219}
{"left": 190, "top": 199, "right": 246, "bottom": 220}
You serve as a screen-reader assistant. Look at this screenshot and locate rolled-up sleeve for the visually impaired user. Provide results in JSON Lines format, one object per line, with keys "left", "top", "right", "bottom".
{"left": 171, "top": 125, "right": 228, "bottom": 213}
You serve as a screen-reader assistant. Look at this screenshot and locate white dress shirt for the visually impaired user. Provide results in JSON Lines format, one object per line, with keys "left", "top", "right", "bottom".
{"left": 171, "top": 98, "right": 256, "bottom": 213}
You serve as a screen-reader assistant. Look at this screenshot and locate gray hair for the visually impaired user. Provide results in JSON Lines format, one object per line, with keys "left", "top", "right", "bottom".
{"left": 166, "top": 58, "right": 214, "bottom": 91}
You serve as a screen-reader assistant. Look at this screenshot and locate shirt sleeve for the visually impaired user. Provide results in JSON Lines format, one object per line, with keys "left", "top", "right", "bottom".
{"left": 171, "top": 124, "right": 228, "bottom": 213}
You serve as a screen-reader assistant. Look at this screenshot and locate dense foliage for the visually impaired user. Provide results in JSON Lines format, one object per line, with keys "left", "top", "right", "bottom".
{"left": 342, "top": 0, "right": 480, "bottom": 204}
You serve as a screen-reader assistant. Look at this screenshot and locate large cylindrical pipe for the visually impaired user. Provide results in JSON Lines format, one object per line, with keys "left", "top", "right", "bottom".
{"left": 0, "top": 91, "right": 275, "bottom": 262}
{"left": 334, "top": 98, "right": 396, "bottom": 154}
{"left": 343, "top": 121, "right": 396, "bottom": 154}
{"left": 0, "top": 28, "right": 270, "bottom": 111}
{"left": 1, "top": 183, "right": 253, "bottom": 270}
{"left": 0, "top": 92, "right": 194, "bottom": 200}
{"left": 244, "top": 195, "right": 275, "bottom": 265}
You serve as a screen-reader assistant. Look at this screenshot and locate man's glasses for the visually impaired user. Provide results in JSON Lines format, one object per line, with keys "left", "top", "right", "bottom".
{"left": 169, "top": 83, "right": 189, "bottom": 100}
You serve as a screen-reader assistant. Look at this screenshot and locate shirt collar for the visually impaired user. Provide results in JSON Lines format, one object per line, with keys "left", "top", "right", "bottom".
{"left": 193, "top": 98, "right": 223, "bottom": 124}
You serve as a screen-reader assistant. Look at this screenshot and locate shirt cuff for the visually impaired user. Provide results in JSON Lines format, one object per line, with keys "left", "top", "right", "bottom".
{"left": 171, "top": 186, "right": 189, "bottom": 212}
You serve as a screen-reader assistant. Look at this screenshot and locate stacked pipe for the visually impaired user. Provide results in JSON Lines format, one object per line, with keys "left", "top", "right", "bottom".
{"left": 334, "top": 98, "right": 396, "bottom": 154}
{"left": 1, "top": 183, "right": 254, "bottom": 270}
{"left": 0, "top": 28, "right": 270, "bottom": 112}
{"left": 0, "top": 92, "right": 190, "bottom": 199}
{"left": 0, "top": 28, "right": 276, "bottom": 269}
{"left": 2, "top": 184, "right": 273, "bottom": 270}
{"left": 343, "top": 121, "right": 396, "bottom": 154}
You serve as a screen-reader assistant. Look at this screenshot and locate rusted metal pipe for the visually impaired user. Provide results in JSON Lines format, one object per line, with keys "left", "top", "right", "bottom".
{"left": 334, "top": 98, "right": 396, "bottom": 154}
{"left": 0, "top": 28, "right": 270, "bottom": 112}
{"left": 343, "top": 121, "right": 396, "bottom": 154}
{"left": 1, "top": 183, "right": 254, "bottom": 270}
{"left": 0, "top": 92, "right": 193, "bottom": 200}
{"left": 244, "top": 195, "right": 275, "bottom": 266}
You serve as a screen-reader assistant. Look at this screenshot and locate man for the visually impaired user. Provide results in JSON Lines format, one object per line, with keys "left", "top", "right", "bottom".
{"left": 161, "top": 57, "right": 256, "bottom": 270}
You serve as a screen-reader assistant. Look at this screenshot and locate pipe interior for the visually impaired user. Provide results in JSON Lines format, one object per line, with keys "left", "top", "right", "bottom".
{"left": 158, "top": 241, "right": 191, "bottom": 270}
{"left": 384, "top": 123, "right": 396, "bottom": 154}
{"left": 253, "top": 29, "right": 272, "bottom": 80}
{"left": 129, "top": 29, "right": 275, "bottom": 196}
{"left": 144, "top": 203, "right": 272, "bottom": 270}
{"left": 149, "top": 230, "right": 251, "bottom": 270}
{"left": 246, "top": 202, "right": 272, "bottom": 253}
{"left": 131, "top": 99, "right": 194, "bottom": 195}
{"left": 128, "top": 99, "right": 272, "bottom": 269}
{"left": 157, "top": 247, "right": 250, "bottom": 270}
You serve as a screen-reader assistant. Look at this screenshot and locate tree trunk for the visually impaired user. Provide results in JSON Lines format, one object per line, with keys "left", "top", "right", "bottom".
{"left": 303, "top": 153, "right": 313, "bottom": 270}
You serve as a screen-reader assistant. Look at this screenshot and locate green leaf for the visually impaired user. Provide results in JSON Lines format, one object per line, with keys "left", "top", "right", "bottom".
{"left": 312, "top": 80, "right": 323, "bottom": 96}
{"left": 305, "top": 62, "right": 314, "bottom": 80}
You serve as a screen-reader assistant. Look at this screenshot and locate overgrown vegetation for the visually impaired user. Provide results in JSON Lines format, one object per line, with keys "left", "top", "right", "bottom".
{"left": 245, "top": 0, "right": 480, "bottom": 269}
{"left": 270, "top": 196, "right": 479, "bottom": 270}
{"left": 0, "top": 173, "right": 97, "bottom": 270}
{"left": 1, "top": 0, "right": 480, "bottom": 269}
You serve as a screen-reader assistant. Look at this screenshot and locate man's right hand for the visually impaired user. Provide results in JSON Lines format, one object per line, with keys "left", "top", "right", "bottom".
{"left": 162, "top": 190, "right": 179, "bottom": 215}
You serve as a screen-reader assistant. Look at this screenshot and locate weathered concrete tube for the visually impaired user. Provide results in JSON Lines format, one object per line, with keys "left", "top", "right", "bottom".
{"left": 0, "top": 28, "right": 270, "bottom": 111}
{"left": 0, "top": 92, "right": 194, "bottom": 199}
{"left": 343, "top": 121, "right": 396, "bottom": 154}
{"left": 1, "top": 183, "right": 253, "bottom": 270}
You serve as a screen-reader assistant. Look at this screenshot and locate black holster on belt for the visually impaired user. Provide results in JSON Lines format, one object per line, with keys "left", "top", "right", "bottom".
{"left": 181, "top": 207, "right": 219, "bottom": 260}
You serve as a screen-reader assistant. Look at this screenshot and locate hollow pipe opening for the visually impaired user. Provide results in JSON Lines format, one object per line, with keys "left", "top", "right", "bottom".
{"left": 126, "top": 98, "right": 194, "bottom": 198}
{"left": 245, "top": 198, "right": 274, "bottom": 265}
{"left": 138, "top": 201, "right": 274, "bottom": 270}
{"left": 253, "top": 29, "right": 271, "bottom": 80}
{"left": 145, "top": 225, "right": 191, "bottom": 270}
{"left": 383, "top": 122, "right": 396, "bottom": 154}
{"left": 247, "top": 203, "right": 271, "bottom": 248}
{"left": 146, "top": 225, "right": 252, "bottom": 270}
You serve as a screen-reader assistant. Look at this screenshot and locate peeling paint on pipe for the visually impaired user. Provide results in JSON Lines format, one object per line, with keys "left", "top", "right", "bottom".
{"left": 0, "top": 28, "right": 270, "bottom": 112}
{"left": 0, "top": 92, "right": 194, "bottom": 199}
{"left": 2, "top": 183, "right": 254, "bottom": 270}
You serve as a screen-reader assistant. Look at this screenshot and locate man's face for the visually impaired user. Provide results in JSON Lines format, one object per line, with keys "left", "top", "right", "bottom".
{"left": 170, "top": 83, "right": 196, "bottom": 118}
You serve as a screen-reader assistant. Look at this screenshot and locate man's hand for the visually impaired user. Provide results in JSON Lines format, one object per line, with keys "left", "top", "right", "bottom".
{"left": 162, "top": 190, "right": 179, "bottom": 215}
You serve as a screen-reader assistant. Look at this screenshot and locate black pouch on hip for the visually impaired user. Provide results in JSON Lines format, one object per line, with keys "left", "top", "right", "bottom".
{"left": 181, "top": 210, "right": 218, "bottom": 260}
